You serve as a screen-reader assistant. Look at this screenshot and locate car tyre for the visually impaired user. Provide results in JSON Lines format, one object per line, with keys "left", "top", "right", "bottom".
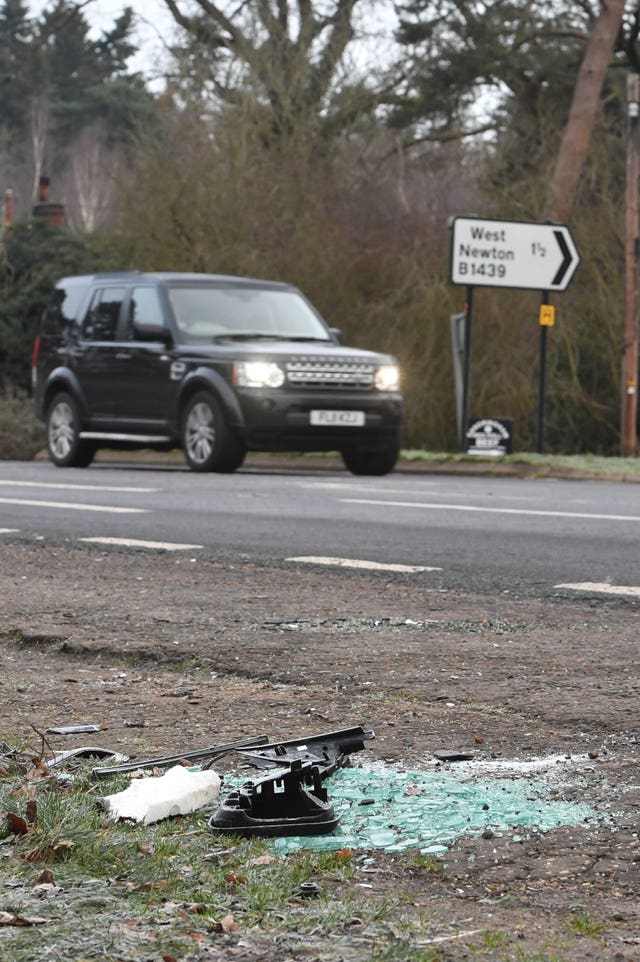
{"left": 46, "top": 392, "right": 95, "bottom": 468}
{"left": 182, "top": 391, "right": 245, "bottom": 473}
{"left": 341, "top": 442, "right": 399, "bottom": 476}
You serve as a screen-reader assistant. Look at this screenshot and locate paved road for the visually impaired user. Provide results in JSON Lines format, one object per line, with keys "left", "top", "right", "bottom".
{"left": 0, "top": 459, "right": 638, "bottom": 599}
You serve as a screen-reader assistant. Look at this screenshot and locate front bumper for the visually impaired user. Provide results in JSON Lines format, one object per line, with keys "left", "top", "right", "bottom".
{"left": 235, "top": 388, "right": 404, "bottom": 451}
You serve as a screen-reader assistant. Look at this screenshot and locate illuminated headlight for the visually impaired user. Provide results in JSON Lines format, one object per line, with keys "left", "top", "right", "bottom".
{"left": 234, "top": 361, "right": 285, "bottom": 388}
{"left": 375, "top": 364, "right": 400, "bottom": 391}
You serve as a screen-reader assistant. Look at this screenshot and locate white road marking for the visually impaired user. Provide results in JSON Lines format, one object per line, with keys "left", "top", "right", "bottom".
{"left": 79, "top": 537, "right": 203, "bottom": 551}
{"left": 0, "top": 481, "right": 157, "bottom": 493}
{"left": 342, "top": 498, "right": 640, "bottom": 523}
{"left": 0, "top": 528, "right": 19, "bottom": 534}
{"left": 555, "top": 582, "right": 640, "bottom": 599}
{"left": 287, "top": 556, "right": 441, "bottom": 573}
{"left": 0, "top": 498, "right": 147, "bottom": 514}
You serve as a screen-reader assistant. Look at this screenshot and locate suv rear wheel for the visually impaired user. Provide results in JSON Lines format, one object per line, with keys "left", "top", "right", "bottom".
{"left": 182, "top": 391, "right": 245, "bottom": 473}
{"left": 46, "top": 392, "right": 95, "bottom": 468}
{"left": 341, "top": 443, "right": 399, "bottom": 476}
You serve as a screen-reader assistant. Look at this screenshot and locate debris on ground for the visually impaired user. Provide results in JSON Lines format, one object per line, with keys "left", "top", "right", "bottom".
{"left": 100, "top": 764, "right": 222, "bottom": 824}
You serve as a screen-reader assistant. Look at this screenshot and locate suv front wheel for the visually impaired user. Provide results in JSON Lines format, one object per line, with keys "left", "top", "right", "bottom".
{"left": 341, "top": 442, "right": 399, "bottom": 476}
{"left": 182, "top": 391, "right": 245, "bottom": 473}
{"left": 46, "top": 392, "right": 95, "bottom": 468}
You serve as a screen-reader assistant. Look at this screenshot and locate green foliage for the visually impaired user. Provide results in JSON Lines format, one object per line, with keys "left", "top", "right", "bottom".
{"left": 0, "top": 0, "right": 35, "bottom": 136}
{"left": 0, "top": 387, "right": 43, "bottom": 459}
{"left": 0, "top": 222, "right": 95, "bottom": 391}
{"left": 0, "top": 0, "right": 154, "bottom": 228}
{"left": 566, "top": 911, "right": 605, "bottom": 937}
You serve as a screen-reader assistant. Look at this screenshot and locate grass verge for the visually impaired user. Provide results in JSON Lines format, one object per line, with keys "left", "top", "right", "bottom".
{"left": 0, "top": 747, "right": 458, "bottom": 961}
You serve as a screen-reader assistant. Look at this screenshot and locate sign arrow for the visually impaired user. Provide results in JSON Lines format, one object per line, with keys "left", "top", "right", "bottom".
{"left": 552, "top": 229, "right": 573, "bottom": 287}
{"left": 450, "top": 217, "right": 581, "bottom": 292}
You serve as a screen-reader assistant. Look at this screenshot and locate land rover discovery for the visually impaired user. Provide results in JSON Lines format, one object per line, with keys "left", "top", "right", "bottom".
{"left": 32, "top": 272, "right": 404, "bottom": 475}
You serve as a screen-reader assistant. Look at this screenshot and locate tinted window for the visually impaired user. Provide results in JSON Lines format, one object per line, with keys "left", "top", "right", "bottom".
{"left": 42, "top": 284, "right": 87, "bottom": 336}
{"left": 126, "top": 286, "right": 165, "bottom": 339}
{"left": 82, "top": 287, "right": 126, "bottom": 342}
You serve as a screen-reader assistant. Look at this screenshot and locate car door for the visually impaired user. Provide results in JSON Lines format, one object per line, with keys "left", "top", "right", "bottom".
{"left": 111, "top": 284, "right": 178, "bottom": 429}
{"left": 75, "top": 286, "right": 127, "bottom": 424}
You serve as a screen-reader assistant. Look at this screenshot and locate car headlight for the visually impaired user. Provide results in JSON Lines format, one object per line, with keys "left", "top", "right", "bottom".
{"left": 375, "top": 364, "right": 400, "bottom": 391}
{"left": 234, "top": 361, "right": 285, "bottom": 388}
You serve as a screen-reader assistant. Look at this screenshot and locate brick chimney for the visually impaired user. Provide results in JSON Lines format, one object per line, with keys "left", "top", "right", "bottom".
{"left": 33, "top": 176, "right": 65, "bottom": 228}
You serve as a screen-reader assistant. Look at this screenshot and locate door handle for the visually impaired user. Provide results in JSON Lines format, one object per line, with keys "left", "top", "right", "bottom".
{"left": 115, "top": 352, "right": 132, "bottom": 360}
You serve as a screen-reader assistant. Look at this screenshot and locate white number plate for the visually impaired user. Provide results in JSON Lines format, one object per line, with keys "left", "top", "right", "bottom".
{"left": 310, "top": 409, "right": 365, "bottom": 427}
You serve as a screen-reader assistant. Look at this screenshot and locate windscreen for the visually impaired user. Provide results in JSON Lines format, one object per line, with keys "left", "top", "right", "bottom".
{"left": 167, "top": 285, "right": 331, "bottom": 342}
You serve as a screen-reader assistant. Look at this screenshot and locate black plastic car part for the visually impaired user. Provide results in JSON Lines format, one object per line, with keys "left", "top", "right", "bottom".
{"left": 208, "top": 726, "right": 375, "bottom": 838}
{"left": 91, "top": 734, "right": 269, "bottom": 778}
{"left": 209, "top": 759, "right": 339, "bottom": 837}
{"left": 228, "top": 725, "right": 375, "bottom": 772}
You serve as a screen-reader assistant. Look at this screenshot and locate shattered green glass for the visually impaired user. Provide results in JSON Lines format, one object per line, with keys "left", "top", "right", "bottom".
{"left": 272, "top": 763, "right": 594, "bottom": 854}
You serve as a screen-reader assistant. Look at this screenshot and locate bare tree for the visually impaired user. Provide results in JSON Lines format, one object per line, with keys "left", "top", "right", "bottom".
{"left": 161, "top": 0, "right": 382, "bottom": 138}
{"left": 65, "top": 125, "right": 120, "bottom": 233}
{"left": 29, "top": 97, "right": 50, "bottom": 204}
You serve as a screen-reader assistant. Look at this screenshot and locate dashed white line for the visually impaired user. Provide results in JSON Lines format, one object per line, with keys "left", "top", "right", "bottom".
{"left": 0, "top": 528, "right": 19, "bottom": 534}
{"left": 287, "top": 556, "right": 440, "bottom": 573}
{"left": 555, "top": 582, "right": 640, "bottom": 599}
{"left": 0, "top": 498, "right": 147, "bottom": 514}
{"left": 79, "top": 537, "right": 202, "bottom": 551}
{"left": 342, "top": 498, "right": 640, "bottom": 522}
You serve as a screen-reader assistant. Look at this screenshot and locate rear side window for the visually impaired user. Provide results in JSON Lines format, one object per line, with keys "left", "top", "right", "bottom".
{"left": 42, "top": 284, "right": 86, "bottom": 336}
{"left": 82, "top": 287, "right": 126, "bottom": 342}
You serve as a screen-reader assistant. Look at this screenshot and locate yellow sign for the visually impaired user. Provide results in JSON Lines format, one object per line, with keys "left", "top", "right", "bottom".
{"left": 539, "top": 304, "right": 555, "bottom": 327}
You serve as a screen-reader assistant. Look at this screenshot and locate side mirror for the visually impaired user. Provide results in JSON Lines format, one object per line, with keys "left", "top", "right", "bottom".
{"left": 134, "top": 323, "right": 173, "bottom": 345}
{"left": 330, "top": 326, "right": 343, "bottom": 343}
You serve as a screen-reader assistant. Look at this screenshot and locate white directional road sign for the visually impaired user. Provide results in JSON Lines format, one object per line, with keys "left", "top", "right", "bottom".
{"left": 450, "top": 216, "right": 581, "bottom": 292}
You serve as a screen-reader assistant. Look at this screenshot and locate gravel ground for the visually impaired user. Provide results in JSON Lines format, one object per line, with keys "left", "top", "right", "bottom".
{"left": 1, "top": 537, "right": 639, "bottom": 960}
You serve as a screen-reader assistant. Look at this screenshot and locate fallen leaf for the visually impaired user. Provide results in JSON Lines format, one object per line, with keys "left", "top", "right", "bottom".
{"left": 6, "top": 812, "right": 28, "bottom": 836}
{"left": 36, "top": 869, "right": 55, "bottom": 884}
{"left": 249, "top": 854, "right": 278, "bottom": 866}
{"left": 23, "top": 839, "right": 75, "bottom": 863}
{"left": 0, "top": 911, "right": 48, "bottom": 926}
{"left": 334, "top": 848, "right": 354, "bottom": 863}
{"left": 26, "top": 800, "right": 38, "bottom": 823}
{"left": 33, "top": 882, "right": 61, "bottom": 897}
{"left": 213, "top": 913, "right": 236, "bottom": 933}
{"left": 184, "top": 902, "right": 207, "bottom": 914}
{"left": 138, "top": 880, "right": 169, "bottom": 892}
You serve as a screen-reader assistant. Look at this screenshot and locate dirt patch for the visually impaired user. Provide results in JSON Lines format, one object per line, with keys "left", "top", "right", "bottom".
{"left": 1, "top": 539, "right": 639, "bottom": 960}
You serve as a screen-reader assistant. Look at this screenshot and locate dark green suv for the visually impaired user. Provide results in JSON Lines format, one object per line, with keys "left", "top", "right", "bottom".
{"left": 32, "top": 272, "right": 404, "bottom": 475}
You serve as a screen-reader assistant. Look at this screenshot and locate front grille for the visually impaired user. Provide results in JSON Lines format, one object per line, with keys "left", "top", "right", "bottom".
{"left": 286, "top": 359, "right": 375, "bottom": 389}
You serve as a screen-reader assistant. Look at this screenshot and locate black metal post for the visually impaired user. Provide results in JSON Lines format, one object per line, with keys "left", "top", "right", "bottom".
{"left": 460, "top": 286, "right": 474, "bottom": 451}
{"left": 536, "top": 291, "right": 550, "bottom": 454}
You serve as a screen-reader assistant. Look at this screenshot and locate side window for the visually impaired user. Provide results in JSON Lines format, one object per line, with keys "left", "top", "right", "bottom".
{"left": 126, "top": 286, "right": 165, "bottom": 340}
{"left": 42, "top": 284, "right": 86, "bottom": 338}
{"left": 81, "top": 287, "right": 125, "bottom": 342}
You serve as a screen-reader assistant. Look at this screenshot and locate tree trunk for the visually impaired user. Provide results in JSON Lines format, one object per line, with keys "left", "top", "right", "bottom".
{"left": 546, "top": 0, "right": 626, "bottom": 223}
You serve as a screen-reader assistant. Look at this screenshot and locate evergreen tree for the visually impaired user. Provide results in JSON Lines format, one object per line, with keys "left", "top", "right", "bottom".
{"left": 0, "top": 0, "right": 35, "bottom": 136}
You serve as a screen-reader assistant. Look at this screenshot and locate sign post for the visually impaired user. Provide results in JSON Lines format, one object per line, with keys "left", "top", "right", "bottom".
{"left": 449, "top": 216, "right": 580, "bottom": 453}
{"left": 536, "top": 292, "right": 552, "bottom": 454}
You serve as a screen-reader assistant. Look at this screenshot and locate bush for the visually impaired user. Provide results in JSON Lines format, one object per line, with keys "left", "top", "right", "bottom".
{"left": 0, "top": 388, "right": 44, "bottom": 460}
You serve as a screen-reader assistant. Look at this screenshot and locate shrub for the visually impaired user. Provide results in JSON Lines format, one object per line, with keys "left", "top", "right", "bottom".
{"left": 0, "top": 388, "right": 44, "bottom": 460}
